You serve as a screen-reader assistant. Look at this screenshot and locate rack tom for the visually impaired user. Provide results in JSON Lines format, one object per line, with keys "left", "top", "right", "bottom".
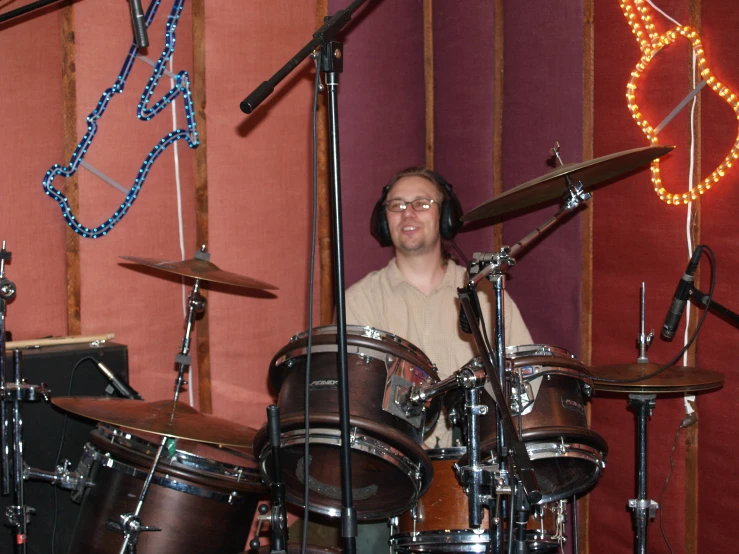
{"left": 478, "top": 344, "right": 607, "bottom": 503}
{"left": 69, "top": 425, "right": 265, "bottom": 553}
{"left": 255, "top": 325, "right": 440, "bottom": 520}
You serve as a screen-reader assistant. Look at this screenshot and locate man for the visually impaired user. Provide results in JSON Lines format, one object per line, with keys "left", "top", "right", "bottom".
{"left": 346, "top": 166, "right": 533, "bottom": 448}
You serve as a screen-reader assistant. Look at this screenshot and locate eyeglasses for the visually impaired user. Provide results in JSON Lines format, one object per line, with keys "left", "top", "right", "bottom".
{"left": 384, "top": 198, "right": 437, "bottom": 212}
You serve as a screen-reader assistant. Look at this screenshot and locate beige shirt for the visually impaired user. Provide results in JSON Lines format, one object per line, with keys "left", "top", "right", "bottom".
{"left": 345, "top": 258, "right": 533, "bottom": 448}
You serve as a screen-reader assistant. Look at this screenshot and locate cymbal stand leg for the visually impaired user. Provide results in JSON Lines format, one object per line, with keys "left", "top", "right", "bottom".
{"left": 172, "top": 272, "right": 206, "bottom": 406}
{"left": 0, "top": 240, "right": 13, "bottom": 495}
{"left": 109, "top": 436, "right": 165, "bottom": 553}
{"left": 7, "top": 351, "right": 32, "bottom": 554}
{"left": 627, "top": 394, "right": 657, "bottom": 554}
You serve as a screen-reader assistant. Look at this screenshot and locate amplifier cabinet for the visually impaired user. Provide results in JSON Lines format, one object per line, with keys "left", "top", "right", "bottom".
{"left": 1, "top": 341, "right": 129, "bottom": 554}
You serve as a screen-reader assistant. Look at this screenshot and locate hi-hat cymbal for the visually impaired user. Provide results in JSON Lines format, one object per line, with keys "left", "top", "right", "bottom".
{"left": 462, "top": 145, "right": 674, "bottom": 222}
{"left": 121, "top": 255, "right": 278, "bottom": 290}
{"left": 52, "top": 397, "right": 257, "bottom": 447}
{"left": 590, "top": 363, "right": 724, "bottom": 395}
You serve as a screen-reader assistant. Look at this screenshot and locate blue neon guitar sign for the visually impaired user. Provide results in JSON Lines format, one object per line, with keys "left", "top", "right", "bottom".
{"left": 43, "top": 0, "right": 199, "bottom": 238}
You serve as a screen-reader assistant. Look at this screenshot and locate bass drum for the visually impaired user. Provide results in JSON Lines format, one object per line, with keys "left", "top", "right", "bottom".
{"left": 254, "top": 547, "right": 341, "bottom": 553}
{"left": 69, "top": 425, "right": 266, "bottom": 554}
{"left": 478, "top": 344, "right": 607, "bottom": 503}
{"left": 392, "top": 447, "right": 490, "bottom": 553}
{"left": 255, "top": 325, "right": 440, "bottom": 520}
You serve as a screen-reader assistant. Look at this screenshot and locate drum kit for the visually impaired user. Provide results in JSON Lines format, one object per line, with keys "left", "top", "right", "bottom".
{"left": 0, "top": 144, "right": 727, "bottom": 554}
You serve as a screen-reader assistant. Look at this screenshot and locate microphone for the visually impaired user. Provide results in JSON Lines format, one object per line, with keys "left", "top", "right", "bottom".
{"left": 661, "top": 245, "right": 704, "bottom": 339}
{"left": 95, "top": 361, "right": 144, "bottom": 400}
{"left": 128, "top": 0, "right": 149, "bottom": 49}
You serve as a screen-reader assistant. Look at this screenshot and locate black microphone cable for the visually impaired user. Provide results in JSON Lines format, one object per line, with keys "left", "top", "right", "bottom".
{"left": 591, "top": 245, "right": 715, "bottom": 385}
{"left": 50, "top": 355, "right": 97, "bottom": 554}
{"left": 300, "top": 53, "right": 322, "bottom": 554}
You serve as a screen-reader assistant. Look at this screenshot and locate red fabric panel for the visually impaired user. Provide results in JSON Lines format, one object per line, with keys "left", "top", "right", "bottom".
{"left": 72, "top": 1, "right": 198, "bottom": 401}
{"left": 205, "top": 1, "right": 317, "bottom": 426}
{"left": 591, "top": 1, "right": 699, "bottom": 551}
{"left": 0, "top": 9, "right": 67, "bottom": 340}
{"left": 328, "top": 0, "right": 425, "bottom": 287}
{"left": 696, "top": 2, "right": 739, "bottom": 548}
{"left": 501, "top": 0, "right": 583, "bottom": 356}
{"left": 432, "top": 0, "right": 497, "bottom": 258}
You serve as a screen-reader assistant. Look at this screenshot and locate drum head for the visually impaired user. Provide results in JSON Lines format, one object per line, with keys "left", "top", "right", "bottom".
{"left": 254, "top": 413, "right": 433, "bottom": 520}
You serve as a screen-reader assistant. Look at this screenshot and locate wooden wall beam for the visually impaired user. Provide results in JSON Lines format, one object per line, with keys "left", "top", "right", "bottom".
{"left": 580, "top": 0, "right": 595, "bottom": 551}
{"left": 423, "top": 0, "right": 434, "bottom": 169}
{"left": 316, "top": 0, "right": 332, "bottom": 326}
{"left": 61, "top": 4, "right": 80, "bottom": 336}
{"left": 192, "top": 0, "right": 212, "bottom": 413}
{"left": 492, "top": 0, "right": 504, "bottom": 251}
{"left": 684, "top": 1, "right": 702, "bottom": 550}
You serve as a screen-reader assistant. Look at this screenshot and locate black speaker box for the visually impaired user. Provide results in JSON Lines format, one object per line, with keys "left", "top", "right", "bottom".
{"left": 0, "top": 341, "right": 129, "bottom": 554}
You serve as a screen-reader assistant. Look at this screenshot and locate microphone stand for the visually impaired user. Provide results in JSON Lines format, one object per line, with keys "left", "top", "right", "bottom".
{"left": 240, "top": 3, "right": 370, "bottom": 551}
{"left": 688, "top": 286, "right": 739, "bottom": 328}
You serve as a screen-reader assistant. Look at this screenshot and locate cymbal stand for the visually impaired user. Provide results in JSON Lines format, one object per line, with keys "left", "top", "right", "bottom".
{"left": 172, "top": 246, "right": 208, "bottom": 406}
{"left": 0, "top": 240, "right": 13, "bottom": 495}
{"left": 459, "top": 164, "right": 591, "bottom": 554}
{"left": 107, "top": 437, "right": 165, "bottom": 553}
{"left": 629, "top": 286, "right": 657, "bottom": 554}
{"left": 240, "top": 3, "right": 371, "bottom": 550}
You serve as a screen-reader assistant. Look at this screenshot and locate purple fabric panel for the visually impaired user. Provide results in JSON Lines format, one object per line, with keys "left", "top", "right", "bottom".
{"left": 432, "top": 0, "right": 497, "bottom": 257}
{"left": 501, "top": 0, "right": 584, "bottom": 356}
{"left": 328, "top": 0, "right": 426, "bottom": 287}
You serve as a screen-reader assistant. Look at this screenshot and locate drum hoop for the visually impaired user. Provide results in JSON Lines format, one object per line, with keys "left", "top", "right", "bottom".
{"left": 273, "top": 325, "right": 436, "bottom": 376}
{"left": 519, "top": 366, "right": 593, "bottom": 387}
{"left": 81, "top": 443, "right": 247, "bottom": 504}
{"left": 291, "top": 325, "right": 429, "bottom": 359}
{"left": 94, "top": 425, "right": 261, "bottom": 484}
{"left": 505, "top": 344, "right": 577, "bottom": 360}
{"left": 391, "top": 529, "right": 491, "bottom": 549}
{"left": 256, "top": 427, "right": 428, "bottom": 520}
{"left": 426, "top": 447, "right": 468, "bottom": 461}
{"left": 525, "top": 440, "right": 606, "bottom": 465}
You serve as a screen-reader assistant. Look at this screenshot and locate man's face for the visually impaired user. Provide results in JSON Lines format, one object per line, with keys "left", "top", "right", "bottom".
{"left": 386, "top": 176, "right": 442, "bottom": 257}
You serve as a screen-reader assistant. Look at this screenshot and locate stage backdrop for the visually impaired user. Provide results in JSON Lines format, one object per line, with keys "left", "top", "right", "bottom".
{"left": 1, "top": 1, "right": 737, "bottom": 552}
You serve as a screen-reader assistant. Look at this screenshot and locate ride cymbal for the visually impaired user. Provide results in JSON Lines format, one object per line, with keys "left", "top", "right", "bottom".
{"left": 121, "top": 255, "right": 278, "bottom": 290}
{"left": 589, "top": 363, "right": 723, "bottom": 395}
{"left": 52, "top": 397, "right": 257, "bottom": 447}
{"left": 462, "top": 145, "right": 674, "bottom": 221}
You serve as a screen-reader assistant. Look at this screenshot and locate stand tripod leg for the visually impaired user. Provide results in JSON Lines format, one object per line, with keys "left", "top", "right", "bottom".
{"left": 627, "top": 394, "right": 657, "bottom": 554}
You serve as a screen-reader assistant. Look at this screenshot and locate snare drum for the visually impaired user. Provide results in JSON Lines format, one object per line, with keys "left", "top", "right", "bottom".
{"left": 391, "top": 447, "right": 491, "bottom": 553}
{"left": 69, "top": 425, "right": 266, "bottom": 553}
{"left": 254, "top": 325, "right": 440, "bottom": 520}
{"left": 479, "top": 344, "right": 607, "bottom": 503}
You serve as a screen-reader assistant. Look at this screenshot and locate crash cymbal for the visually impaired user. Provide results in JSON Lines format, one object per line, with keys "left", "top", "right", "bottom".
{"left": 52, "top": 397, "right": 257, "bottom": 447}
{"left": 462, "top": 145, "right": 674, "bottom": 222}
{"left": 590, "top": 362, "right": 724, "bottom": 394}
{"left": 120, "top": 255, "right": 278, "bottom": 290}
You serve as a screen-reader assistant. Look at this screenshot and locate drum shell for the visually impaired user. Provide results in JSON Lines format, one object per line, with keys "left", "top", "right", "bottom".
{"left": 477, "top": 347, "right": 607, "bottom": 503}
{"left": 69, "top": 427, "right": 265, "bottom": 554}
{"left": 258, "top": 326, "right": 438, "bottom": 520}
{"left": 269, "top": 326, "right": 440, "bottom": 444}
{"left": 397, "top": 448, "right": 489, "bottom": 534}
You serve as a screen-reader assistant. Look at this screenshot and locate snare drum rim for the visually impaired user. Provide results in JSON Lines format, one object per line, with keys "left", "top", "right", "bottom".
{"left": 90, "top": 426, "right": 264, "bottom": 494}
{"left": 81, "top": 442, "right": 250, "bottom": 503}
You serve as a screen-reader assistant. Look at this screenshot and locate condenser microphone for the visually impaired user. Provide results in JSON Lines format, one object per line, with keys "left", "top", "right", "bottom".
{"left": 96, "top": 361, "right": 144, "bottom": 400}
{"left": 661, "top": 245, "right": 704, "bottom": 339}
{"left": 128, "top": 0, "right": 149, "bottom": 49}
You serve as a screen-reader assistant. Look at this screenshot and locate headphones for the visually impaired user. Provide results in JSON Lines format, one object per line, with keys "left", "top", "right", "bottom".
{"left": 370, "top": 169, "right": 464, "bottom": 247}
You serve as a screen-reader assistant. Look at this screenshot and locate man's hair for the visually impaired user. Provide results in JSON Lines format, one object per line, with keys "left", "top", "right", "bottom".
{"left": 385, "top": 166, "right": 448, "bottom": 205}
{"left": 385, "top": 166, "right": 457, "bottom": 263}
